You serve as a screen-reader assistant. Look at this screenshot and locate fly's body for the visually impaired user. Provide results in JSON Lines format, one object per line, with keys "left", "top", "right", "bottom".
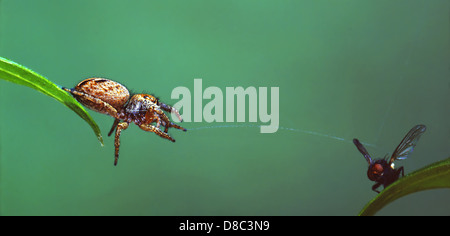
{"left": 353, "top": 125, "right": 426, "bottom": 193}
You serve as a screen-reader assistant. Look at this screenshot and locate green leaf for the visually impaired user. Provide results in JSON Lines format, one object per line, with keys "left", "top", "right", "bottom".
{"left": 0, "top": 56, "right": 103, "bottom": 146}
{"left": 359, "top": 157, "right": 450, "bottom": 216}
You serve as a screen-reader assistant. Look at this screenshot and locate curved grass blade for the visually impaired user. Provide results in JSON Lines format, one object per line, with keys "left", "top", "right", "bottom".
{"left": 359, "top": 157, "right": 450, "bottom": 216}
{"left": 0, "top": 56, "right": 103, "bottom": 146}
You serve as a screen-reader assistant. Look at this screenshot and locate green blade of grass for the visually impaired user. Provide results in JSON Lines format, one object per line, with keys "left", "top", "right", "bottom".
{"left": 0, "top": 56, "right": 103, "bottom": 146}
{"left": 359, "top": 157, "right": 450, "bottom": 216}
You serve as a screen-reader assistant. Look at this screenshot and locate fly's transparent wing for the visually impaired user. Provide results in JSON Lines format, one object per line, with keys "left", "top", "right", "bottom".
{"left": 389, "top": 124, "right": 426, "bottom": 164}
{"left": 353, "top": 138, "right": 373, "bottom": 165}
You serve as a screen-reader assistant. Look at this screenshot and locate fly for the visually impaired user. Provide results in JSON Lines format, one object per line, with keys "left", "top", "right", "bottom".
{"left": 353, "top": 124, "right": 426, "bottom": 193}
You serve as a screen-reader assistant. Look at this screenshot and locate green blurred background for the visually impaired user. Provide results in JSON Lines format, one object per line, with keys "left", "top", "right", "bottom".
{"left": 0, "top": 0, "right": 449, "bottom": 215}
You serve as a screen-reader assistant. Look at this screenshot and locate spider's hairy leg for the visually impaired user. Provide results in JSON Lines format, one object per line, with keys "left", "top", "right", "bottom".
{"left": 63, "top": 88, "right": 119, "bottom": 118}
{"left": 167, "top": 122, "right": 187, "bottom": 132}
{"left": 144, "top": 108, "right": 161, "bottom": 127}
{"left": 160, "top": 119, "right": 187, "bottom": 132}
{"left": 159, "top": 102, "right": 183, "bottom": 122}
{"left": 150, "top": 108, "right": 187, "bottom": 132}
{"left": 146, "top": 108, "right": 173, "bottom": 132}
{"left": 139, "top": 123, "right": 175, "bottom": 142}
{"left": 114, "top": 122, "right": 129, "bottom": 166}
{"left": 108, "top": 118, "right": 120, "bottom": 137}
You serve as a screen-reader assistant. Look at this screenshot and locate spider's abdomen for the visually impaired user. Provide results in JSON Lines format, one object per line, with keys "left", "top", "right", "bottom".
{"left": 74, "top": 78, "right": 130, "bottom": 113}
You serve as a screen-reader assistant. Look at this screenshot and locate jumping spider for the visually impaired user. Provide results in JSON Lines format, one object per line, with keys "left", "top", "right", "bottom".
{"left": 63, "top": 78, "right": 186, "bottom": 165}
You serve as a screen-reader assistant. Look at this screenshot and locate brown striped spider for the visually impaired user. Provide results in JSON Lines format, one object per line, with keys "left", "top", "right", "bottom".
{"left": 63, "top": 78, "right": 186, "bottom": 165}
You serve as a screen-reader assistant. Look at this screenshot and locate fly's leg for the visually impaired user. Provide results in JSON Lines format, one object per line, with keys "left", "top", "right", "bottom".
{"left": 396, "top": 166, "right": 405, "bottom": 178}
{"left": 372, "top": 182, "right": 382, "bottom": 193}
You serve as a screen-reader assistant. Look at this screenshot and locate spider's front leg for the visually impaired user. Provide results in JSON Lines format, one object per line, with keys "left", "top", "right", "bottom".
{"left": 159, "top": 102, "right": 183, "bottom": 122}
{"left": 159, "top": 119, "right": 187, "bottom": 133}
{"left": 146, "top": 108, "right": 186, "bottom": 133}
{"left": 138, "top": 123, "right": 175, "bottom": 142}
{"left": 158, "top": 103, "right": 186, "bottom": 132}
{"left": 114, "top": 122, "right": 129, "bottom": 166}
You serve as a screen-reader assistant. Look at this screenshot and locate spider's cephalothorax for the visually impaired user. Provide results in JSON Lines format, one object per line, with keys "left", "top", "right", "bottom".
{"left": 63, "top": 78, "right": 186, "bottom": 165}
{"left": 353, "top": 124, "right": 426, "bottom": 193}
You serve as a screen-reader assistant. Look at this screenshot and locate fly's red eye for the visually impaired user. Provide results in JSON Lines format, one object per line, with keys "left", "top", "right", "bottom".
{"left": 367, "top": 163, "right": 384, "bottom": 181}
{"left": 373, "top": 164, "right": 384, "bottom": 173}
